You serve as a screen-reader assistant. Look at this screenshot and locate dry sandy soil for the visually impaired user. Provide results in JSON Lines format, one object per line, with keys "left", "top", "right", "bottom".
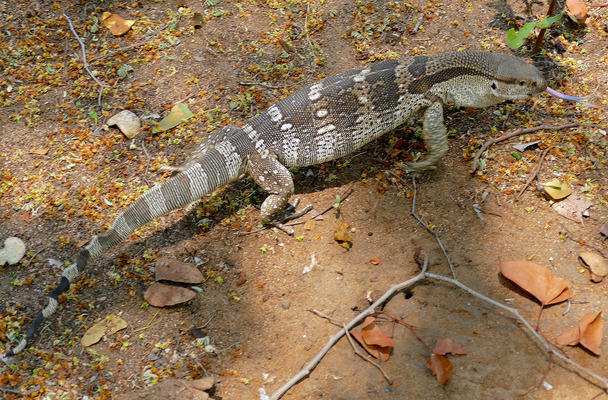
{"left": 1, "top": 0, "right": 607, "bottom": 399}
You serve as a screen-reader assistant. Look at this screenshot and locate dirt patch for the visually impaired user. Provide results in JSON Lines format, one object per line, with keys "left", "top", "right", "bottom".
{"left": 1, "top": 1, "right": 607, "bottom": 399}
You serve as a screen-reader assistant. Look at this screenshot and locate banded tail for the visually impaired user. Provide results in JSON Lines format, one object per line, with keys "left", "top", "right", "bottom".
{"left": 4, "top": 141, "right": 245, "bottom": 358}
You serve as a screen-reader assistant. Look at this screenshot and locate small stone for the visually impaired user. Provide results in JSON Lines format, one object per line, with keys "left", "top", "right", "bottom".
{"left": 281, "top": 301, "right": 291, "bottom": 310}
{"left": 0, "top": 237, "right": 26, "bottom": 266}
{"left": 190, "top": 376, "right": 216, "bottom": 392}
{"left": 579, "top": 252, "right": 608, "bottom": 278}
{"left": 107, "top": 110, "right": 141, "bottom": 138}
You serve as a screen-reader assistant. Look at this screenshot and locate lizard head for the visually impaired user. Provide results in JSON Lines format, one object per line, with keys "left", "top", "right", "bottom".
{"left": 488, "top": 53, "right": 547, "bottom": 102}
{"left": 432, "top": 52, "right": 547, "bottom": 109}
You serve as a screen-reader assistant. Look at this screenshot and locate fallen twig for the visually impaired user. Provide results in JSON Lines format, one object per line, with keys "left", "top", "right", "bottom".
{"left": 288, "top": 182, "right": 355, "bottom": 227}
{"left": 307, "top": 309, "right": 393, "bottom": 384}
{"left": 470, "top": 123, "right": 604, "bottom": 173}
{"left": 63, "top": 13, "right": 106, "bottom": 107}
{"left": 0, "top": 386, "right": 24, "bottom": 395}
{"left": 411, "top": 177, "right": 456, "bottom": 278}
{"left": 515, "top": 144, "right": 555, "bottom": 201}
{"left": 268, "top": 257, "right": 428, "bottom": 400}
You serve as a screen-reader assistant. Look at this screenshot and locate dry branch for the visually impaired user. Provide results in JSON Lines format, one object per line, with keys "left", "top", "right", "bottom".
{"left": 268, "top": 258, "right": 429, "bottom": 400}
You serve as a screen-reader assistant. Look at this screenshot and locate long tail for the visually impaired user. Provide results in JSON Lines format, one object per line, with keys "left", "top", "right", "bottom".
{"left": 4, "top": 144, "right": 244, "bottom": 358}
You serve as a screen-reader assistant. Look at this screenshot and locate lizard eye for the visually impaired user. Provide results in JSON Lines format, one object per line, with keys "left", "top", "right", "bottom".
{"left": 519, "top": 80, "right": 526, "bottom": 86}
{"left": 491, "top": 82, "right": 497, "bottom": 90}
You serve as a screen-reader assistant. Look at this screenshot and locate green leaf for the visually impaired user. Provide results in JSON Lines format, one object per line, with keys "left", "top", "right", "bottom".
{"left": 537, "top": 13, "right": 562, "bottom": 29}
{"left": 153, "top": 103, "right": 194, "bottom": 133}
{"left": 507, "top": 22, "right": 537, "bottom": 50}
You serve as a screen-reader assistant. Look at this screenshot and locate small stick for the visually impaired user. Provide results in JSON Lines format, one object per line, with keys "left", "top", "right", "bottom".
{"left": 342, "top": 323, "right": 393, "bottom": 384}
{"left": 268, "top": 257, "right": 428, "bottom": 400}
{"left": 0, "top": 386, "right": 24, "bottom": 395}
{"left": 308, "top": 309, "right": 393, "bottom": 384}
{"left": 62, "top": 13, "right": 106, "bottom": 107}
{"left": 470, "top": 123, "right": 603, "bottom": 173}
{"left": 411, "top": 177, "right": 456, "bottom": 278}
{"left": 288, "top": 182, "right": 355, "bottom": 227}
{"left": 515, "top": 144, "right": 555, "bottom": 200}
{"left": 133, "top": 309, "right": 161, "bottom": 333}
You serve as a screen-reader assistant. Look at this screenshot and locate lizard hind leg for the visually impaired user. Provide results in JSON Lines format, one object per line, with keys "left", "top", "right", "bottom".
{"left": 247, "top": 151, "right": 312, "bottom": 235}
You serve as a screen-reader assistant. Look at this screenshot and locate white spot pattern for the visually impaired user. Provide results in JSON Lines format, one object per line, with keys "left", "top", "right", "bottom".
{"left": 268, "top": 105, "right": 283, "bottom": 122}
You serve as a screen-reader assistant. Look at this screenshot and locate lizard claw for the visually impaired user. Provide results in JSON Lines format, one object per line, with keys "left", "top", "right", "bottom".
{"left": 266, "top": 198, "right": 314, "bottom": 235}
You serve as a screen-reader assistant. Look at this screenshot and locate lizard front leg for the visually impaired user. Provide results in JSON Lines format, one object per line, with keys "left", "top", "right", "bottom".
{"left": 247, "top": 150, "right": 312, "bottom": 235}
{"left": 406, "top": 100, "right": 449, "bottom": 172}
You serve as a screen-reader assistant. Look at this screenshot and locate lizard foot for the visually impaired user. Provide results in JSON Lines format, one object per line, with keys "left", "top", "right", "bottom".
{"left": 266, "top": 198, "right": 313, "bottom": 235}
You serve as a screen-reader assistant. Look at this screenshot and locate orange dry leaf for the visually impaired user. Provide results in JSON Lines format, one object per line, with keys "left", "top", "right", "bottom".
{"left": 427, "top": 353, "right": 454, "bottom": 384}
{"left": 102, "top": 12, "right": 135, "bottom": 36}
{"left": 499, "top": 260, "right": 572, "bottom": 306}
{"left": 369, "top": 257, "right": 381, "bottom": 265}
{"left": 566, "top": 0, "right": 588, "bottom": 23}
{"left": 433, "top": 338, "right": 469, "bottom": 356}
{"left": 557, "top": 312, "right": 603, "bottom": 355}
{"left": 351, "top": 317, "right": 394, "bottom": 362}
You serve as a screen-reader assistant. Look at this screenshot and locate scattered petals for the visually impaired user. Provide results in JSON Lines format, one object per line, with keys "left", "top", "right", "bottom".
{"left": 427, "top": 353, "right": 454, "bottom": 384}
{"left": 499, "top": 260, "right": 572, "bottom": 306}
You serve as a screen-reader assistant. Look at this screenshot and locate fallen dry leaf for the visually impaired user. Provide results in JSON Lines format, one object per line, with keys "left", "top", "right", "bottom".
{"left": 154, "top": 103, "right": 194, "bottom": 133}
{"left": 144, "top": 282, "right": 197, "bottom": 307}
{"left": 433, "top": 338, "right": 469, "bottom": 356}
{"left": 369, "top": 257, "right": 381, "bottom": 265}
{"left": 102, "top": 12, "right": 135, "bottom": 36}
{"left": 557, "top": 312, "right": 603, "bottom": 355}
{"left": 334, "top": 221, "right": 353, "bottom": 249}
{"left": 351, "top": 317, "right": 394, "bottom": 362}
{"left": 566, "top": 0, "right": 588, "bottom": 23}
{"left": 543, "top": 179, "right": 572, "bottom": 200}
{"left": 29, "top": 148, "right": 49, "bottom": 155}
{"left": 155, "top": 258, "right": 204, "bottom": 284}
{"left": 579, "top": 252, "right": 608, "bottom": 277}
{"left": 552, "top": 193, "right": 593, "bottom": 223}
{"left": 81, "top": 314, "right": 128, "bottom": 347}
{"left": 499, "top": 260, "right": 572, "bottom": 306}
{"left": 351, "top": 331, "right": 392, "bottom": 362}
{"left": 427, "top": 353, "right": 454, "bottom": 384}
{"left": 361, "top": 317, "right": 394, "bottom": 348}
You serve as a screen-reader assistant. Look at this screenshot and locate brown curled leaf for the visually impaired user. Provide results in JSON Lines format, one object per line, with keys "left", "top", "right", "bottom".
{"left": 499, "top": 260, "right": 572, "bottom": 306}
